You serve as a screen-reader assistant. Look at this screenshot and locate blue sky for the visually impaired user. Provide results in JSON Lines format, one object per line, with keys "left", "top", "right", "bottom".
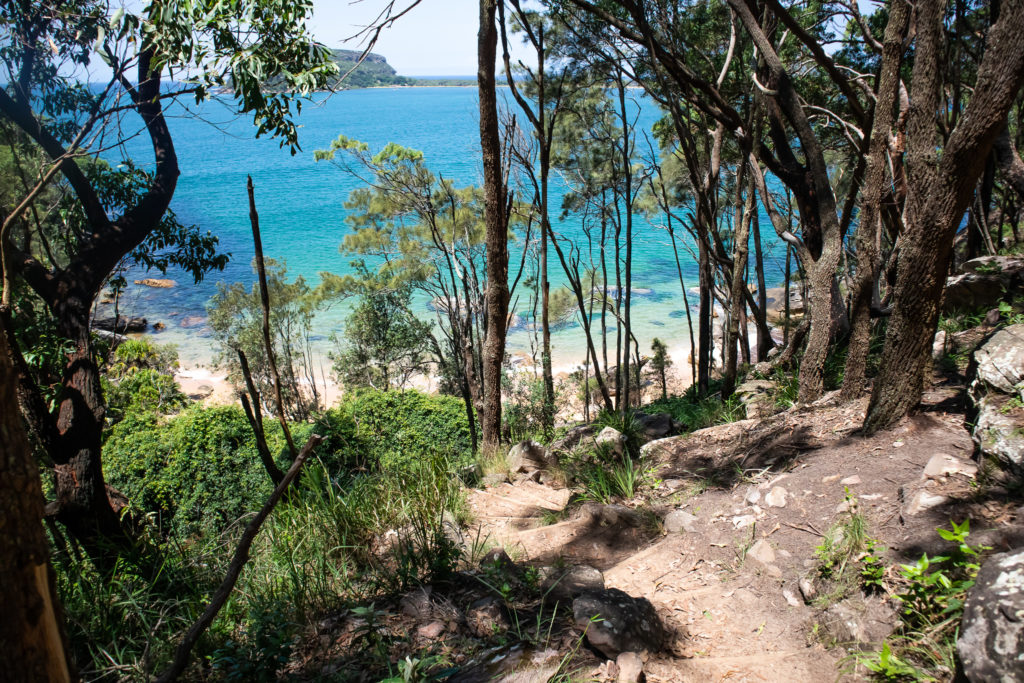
{"left": 312, "top": 0, "right": 483, "bottom": 76}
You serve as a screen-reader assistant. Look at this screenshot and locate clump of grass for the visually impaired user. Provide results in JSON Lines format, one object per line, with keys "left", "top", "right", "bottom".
{"left": 645, "top": 382, "right": 746, "bottom": 432}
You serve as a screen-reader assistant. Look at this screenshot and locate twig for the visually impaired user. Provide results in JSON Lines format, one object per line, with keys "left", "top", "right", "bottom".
{"left": 783, "top": 521, "right": 825, "bottom": 537}
{"left": 152, "top": 434, "right": 322, "bottom": 683}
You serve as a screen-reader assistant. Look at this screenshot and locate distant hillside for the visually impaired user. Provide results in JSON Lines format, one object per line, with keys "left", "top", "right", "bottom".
{"left": 254, "top": 50, "right": 476, "bottom": 91}
{"left": 327, "top": 49, "right": 416, "bottom": 89}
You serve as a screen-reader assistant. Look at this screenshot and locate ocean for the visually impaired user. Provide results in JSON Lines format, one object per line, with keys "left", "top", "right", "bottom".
{"left": 113, "top": 87, "right": 788, "bottom": 372}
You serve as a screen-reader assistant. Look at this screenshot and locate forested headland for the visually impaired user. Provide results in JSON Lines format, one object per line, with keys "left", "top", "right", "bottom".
{"left": 3, "top": 1, "right": 1024, "bottom": 681}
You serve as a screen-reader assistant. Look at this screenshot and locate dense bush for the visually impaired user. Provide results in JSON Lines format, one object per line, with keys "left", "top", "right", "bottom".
{"left": 102, "top": 389, "right": 472, "bottom": 537}
{"left": 332, "top": 389, "right": 474, "bottom": 472}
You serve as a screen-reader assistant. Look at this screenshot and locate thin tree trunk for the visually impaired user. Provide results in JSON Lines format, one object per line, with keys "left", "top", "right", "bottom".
{"left": 478, "top": 0, "right": 510, "bottom": 445}
{"left": 842, "top": 0, "right": 910, "bottom": 401}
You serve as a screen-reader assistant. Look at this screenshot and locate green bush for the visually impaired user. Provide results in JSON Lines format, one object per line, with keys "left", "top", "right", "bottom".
{"left": 333, "top": 389, "right": 474, "bottom": 472}
{"left": 103, "top": 406, "right": 278, "bottom": 537}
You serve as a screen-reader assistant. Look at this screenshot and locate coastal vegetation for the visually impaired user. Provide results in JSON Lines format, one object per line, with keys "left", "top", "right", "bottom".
{"left": 2, "top": 0, "right": 1024, "bottom": 681}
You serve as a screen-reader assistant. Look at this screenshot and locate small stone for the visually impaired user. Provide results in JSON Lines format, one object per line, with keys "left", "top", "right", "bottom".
{"left": 732, "top": 514, "right": 756, "bottom": 529}
{"left": 745, "top": 488, "right": 762, "bottom": 505}
{"left": 783, "top": 589, "right": 801, "bottom": 607}
{"left": 904, "top": 490, "right": 950, "bottom": 517}
{"left": 467, "top": 597, "right": 510, "bottom": 638}
{"left": 765, "top": 565, "right": 783, "bottom": 578}
{"left": 596, "top": 426, "right": 628, "bottom": 458}
{"left": 482, "top": 472, "right": 509, "bottom": 487}
{"left": 747, "top": 539, "right": 776, "bottom": 565}
{"left": 662, "top": 478, "right": 685, "bottom": 491}
{"left": 798, "top": 577, "right": 816, "bottom": 602}
{"left": 765, "top": 487, "right": 788, "bottom": 508}
{"left": 923, "top": 453, "right": 978, "bottom": 479}
{"left": 892, "top": 440, "right": 905, "bottom": 448}
{"left": 821, "top": 475, "right": 840, "bottom": 484}
{"left": 823, "top": 596, "right": 898, "bottom": 650}
{"left": 664, "top": 510, "right": 698, "bottom": 534}
{"left": 840, "top": 475, "right": 861, "bottom": 486}
{"left": 835, "top": 500, "right": 851, "bottom": 514}
{"left": 417, "top": 621, "right": 446, "bottom": 639}
{"left": 615, "top": 651, "right": 645, "bottom": 683}
{"left": 399, "top": 587, "right": 434, "bottom": 619}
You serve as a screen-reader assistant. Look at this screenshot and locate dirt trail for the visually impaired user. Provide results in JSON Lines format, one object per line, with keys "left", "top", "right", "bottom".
{"left": 465, "top": 390, "right": 1014, "bottom": 681}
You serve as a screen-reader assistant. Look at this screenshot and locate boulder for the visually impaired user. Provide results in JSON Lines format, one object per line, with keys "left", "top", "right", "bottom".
{"left": 942, "top": 256, "right": 1024, "bottom": 313}
{"left": 542, "top": 565, "right": 605, "bottom": 601}
{"left": 972, "top": 324, "right": 1024, "bottom": 396}
{"left": 507, "top": 440, "right": 557, "bottom": 474}
{"left": 958, "top": 548, "right": 1024, "bottom": 682}
{"left": 633, "top": 412, "right": 682, "bottom": 441}
{"left": 822, "top": 596, "right": 898, "bottom": 650}
{"left": 573, "top": 588, "right": 664, "bottom": 658}
{"left": 549, "top": 423, "right": 598, "bottom": 453}
{"left": 596, "top": 426, "right": 627, "bottom": 458}
{"left": 92, "top": 315, "right": 147, "bottom": 333}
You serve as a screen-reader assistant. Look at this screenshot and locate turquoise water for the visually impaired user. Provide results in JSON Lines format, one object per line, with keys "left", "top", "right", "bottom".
{"left": 115, "top": 87, "right": 787, "bottom": 369}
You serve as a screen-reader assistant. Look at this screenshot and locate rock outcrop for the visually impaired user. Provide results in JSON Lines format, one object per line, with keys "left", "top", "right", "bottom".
{"left": 943, "top": 256, "right": 1024, "bottom": 313}
{"left": 958, "top": 548, "right": 1024, "bottom": 682}
{"left": 969, "top": 324, "right": 1024, "bottom": 471}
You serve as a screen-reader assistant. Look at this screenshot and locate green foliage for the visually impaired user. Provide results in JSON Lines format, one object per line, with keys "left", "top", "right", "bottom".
{"left": 103, "top": 406, "right": 277, "bottom": 537}
{"left": 814, "top": 492, "right": 880, "bottom": 604}
{"left": 208, "top": 259, "right": 330, "bottom": 420}
{"left": 210, "top": 605, "right": 298, "bottom": 682}
{"left": 330, "top": 261, "right": 432, "bottom": 391}
{"left": 332, "top": 389, "right": 475, "bottom": 473}
{"left": 645, "top": 384, "right": 746, "bottom": 433}
{"left": 650, "top": 337, "right": 671, "bottom": 399}
{"left": 853, "top": 521, "right": 991, "bottom": 680}
{"left": 103, "top": 338, "right": 187, "bottom": 421}
{"left": 503, "top": 371, "right": 560, "bottom": 443}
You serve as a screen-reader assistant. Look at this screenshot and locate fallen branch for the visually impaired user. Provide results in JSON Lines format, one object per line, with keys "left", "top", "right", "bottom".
{"left": 153, "top": 434, "right": 323, "bottom": 683}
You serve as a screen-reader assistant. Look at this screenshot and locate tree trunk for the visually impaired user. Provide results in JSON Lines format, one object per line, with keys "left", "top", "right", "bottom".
{"left": 723, "top": 164, "right": 753, "bottom": 396}
{"left": 0, "top": 314, "right": 75, "bottom": 683}
{"left": 841, "top": 0, "right": 910, "bottom": 401}
{"left": 865, "top": 0, "right": 1024, "bottom": 432}
{"left": 478, "top": 0, "right": 510, "bottom": 445}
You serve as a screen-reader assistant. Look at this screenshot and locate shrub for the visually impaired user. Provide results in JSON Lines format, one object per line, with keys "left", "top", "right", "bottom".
{"left": 645, "top": 386, "right": 745, "bottom": 432}
{"left": 333, "top": 389, "right": 474, "bottom": 472}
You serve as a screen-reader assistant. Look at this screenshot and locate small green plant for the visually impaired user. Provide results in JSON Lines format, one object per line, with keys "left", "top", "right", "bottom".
{"left": 859, "top": 537, "right": 887, "bottom": 593}
{"left": 814, "top": 491, "right": 880, "bottom": 604}
{"left": 854, "top": 520, "right": 991, "bottom": 680}
{"left": 857, "top": 642, "right": 917, "bottom": 680}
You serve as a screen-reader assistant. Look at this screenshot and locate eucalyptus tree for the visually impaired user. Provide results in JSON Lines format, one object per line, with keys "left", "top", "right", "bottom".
{"left": 499, "top": 0, "right": 572, "bottom": 433}
{"left": 553, "top": 0, "right": 868, "bottom": 406}
{"left": 0, "top": 0, "right": 334, "bottom": 555}
{"left": 479, "top": 0, "right": 512, "bottom": 445}
{"left": 864, "top": 0, "right": 1024, "bottom": 431}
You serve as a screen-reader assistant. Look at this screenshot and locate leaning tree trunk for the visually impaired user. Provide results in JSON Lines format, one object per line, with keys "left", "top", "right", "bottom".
{"left": 0, "top": 316, "right": 75, "bottom": 683}
{"left": 478, "top": 0, "right": 510, "bottom": 445}
{"left": 51, "top": 299, "right": 129, "bottom": 558}
{"left": 841, "top": 0, "right": 911, "bottom": 401}
{"left": 865, "top": 0, "right": 1024, "bottom": 432}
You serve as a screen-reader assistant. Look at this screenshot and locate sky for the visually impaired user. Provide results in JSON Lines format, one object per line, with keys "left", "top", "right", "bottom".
{"left": 311, "top": 0, "right": 483, "bottom": 76}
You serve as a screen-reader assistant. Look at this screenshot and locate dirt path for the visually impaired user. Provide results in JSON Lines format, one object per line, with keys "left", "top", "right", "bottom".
{"left": 465, "top": 390, "right": 1010, "bottom": 681}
